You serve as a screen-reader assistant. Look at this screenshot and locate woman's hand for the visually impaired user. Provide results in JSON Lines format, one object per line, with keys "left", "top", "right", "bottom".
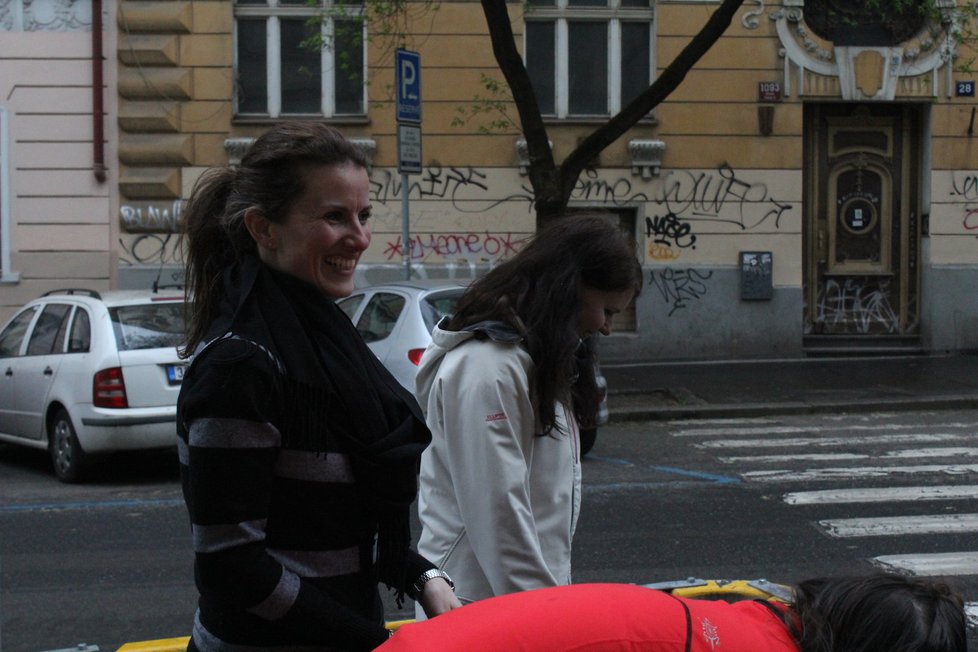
{"left": 419, "top": 578, "right": 462, "bottom": 618}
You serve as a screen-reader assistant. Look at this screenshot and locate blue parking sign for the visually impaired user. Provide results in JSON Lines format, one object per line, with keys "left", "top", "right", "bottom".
{"left": 395, "top": 49, "right": 421, "bottom": 123}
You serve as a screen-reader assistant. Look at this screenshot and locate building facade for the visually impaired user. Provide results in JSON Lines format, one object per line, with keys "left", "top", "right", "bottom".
{"left": 1, "top": 0, "right": 976, "bottom": 363}
{"left": 0, "top": 0, "right": 118, "bottom": 309}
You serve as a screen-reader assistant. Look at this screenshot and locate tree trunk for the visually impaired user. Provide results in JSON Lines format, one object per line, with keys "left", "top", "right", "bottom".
{"left": 478, "top": 0, "right": 746, "bottom": 223}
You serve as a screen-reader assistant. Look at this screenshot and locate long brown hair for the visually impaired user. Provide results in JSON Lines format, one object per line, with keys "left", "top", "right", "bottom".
{"left": 180, "top": 122, "right": 368, "bottom": 357}
{"left": 446, "top": 213, "right": 642, "bottom": 434}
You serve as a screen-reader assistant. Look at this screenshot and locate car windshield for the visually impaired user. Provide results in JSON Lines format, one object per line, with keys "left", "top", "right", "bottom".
{"left": 110, "top": 301, "right": 185, "bottom": 351}
{"left": 420, "top": 289, "right": 465, "bottom": 333}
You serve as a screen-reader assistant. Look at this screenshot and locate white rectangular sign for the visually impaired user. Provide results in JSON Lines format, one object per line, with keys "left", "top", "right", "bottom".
{"left": 397, "top": 123, "right": 422, "bottom": 175}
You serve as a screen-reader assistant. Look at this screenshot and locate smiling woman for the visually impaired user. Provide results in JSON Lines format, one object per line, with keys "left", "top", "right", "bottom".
{"left": 175, "top": 122, "right": 460, "bottom": 652}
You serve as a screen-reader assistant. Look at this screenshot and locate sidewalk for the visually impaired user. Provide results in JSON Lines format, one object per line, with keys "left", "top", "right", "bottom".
{"left": 603, "top": 353, "right": 978, "bottom": 421}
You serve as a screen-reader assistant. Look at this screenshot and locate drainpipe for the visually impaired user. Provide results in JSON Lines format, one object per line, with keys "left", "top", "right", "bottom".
{"left": 92, "top": 0, "right": 106, "bottom": 183}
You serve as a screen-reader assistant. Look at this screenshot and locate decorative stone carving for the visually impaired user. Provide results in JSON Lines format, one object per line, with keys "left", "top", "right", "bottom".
{"left": 770, "top": 0, "right": 957, "bottom": 100}
{"left": 1, "top": 0, "right": 96, "bottom": 31}
{"left": 514, "top": 138, "right": 553, "bottom": 176}
{"left": 741, "top": 0, "right": 764, "bottom": 30}
{"left": 223, "top": 138, "right": 254, "bottom": 167}
{"left": 627, "top": 139, "right": 666, "bottom": 180}
{"left": 349, "top": 137, "right": 377, "bottom": 169}
{"left": 224, "top": 136, "right": 377, "bottom": 168}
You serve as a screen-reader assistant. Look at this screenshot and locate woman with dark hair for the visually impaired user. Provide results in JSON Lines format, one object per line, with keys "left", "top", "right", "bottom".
{"left": 414, "top": 214, "right": 643, "bottom": 610}
{"left": 177, "top": 121, "right": 459, "bottom": 652}
{"left": 379, "top": 574, "right": 967, "bottom": 651}
{"left": 791, "top": 574, "right": 966, "bottom": 651}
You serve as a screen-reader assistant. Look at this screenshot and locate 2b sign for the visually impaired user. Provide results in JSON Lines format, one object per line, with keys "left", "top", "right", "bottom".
{"left": 396, "top": 49, "right": 421, "bottom": 123}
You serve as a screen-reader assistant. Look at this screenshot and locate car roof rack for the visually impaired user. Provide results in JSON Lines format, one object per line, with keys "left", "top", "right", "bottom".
{"left": 41, "top": 288, "right": 102, "bottom": 299}
{"left": 152, "top": 281, "right": 184, "bottom": 293}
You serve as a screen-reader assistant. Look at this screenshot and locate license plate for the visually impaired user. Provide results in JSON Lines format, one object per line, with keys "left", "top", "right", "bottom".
{"left": 166, "top": 364, "right": 187, "bottom": 385}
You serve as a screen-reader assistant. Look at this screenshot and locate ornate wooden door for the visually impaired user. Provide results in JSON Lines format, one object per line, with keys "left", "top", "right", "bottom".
{"left": 804, "top": 104, "right": 922, "bottom": 347}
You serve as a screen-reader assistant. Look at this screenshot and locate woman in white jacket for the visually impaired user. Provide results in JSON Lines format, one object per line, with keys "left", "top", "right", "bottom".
{"left": 414, "top": 214, "right": 643, "bottom": 610}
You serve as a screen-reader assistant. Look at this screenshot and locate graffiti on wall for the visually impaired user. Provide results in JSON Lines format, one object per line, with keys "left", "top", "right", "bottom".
{"left": 654, "top": 163, "right": 792, "bottom": 230}
{"left": 645, "top": 212, "right": 698, "bottom": 255}
{"left": 644, "top": 163, "right": 792, "bottom": 261}
{"left": 650, "top": 268, "right": 714, "bottom": 317}
{"left": 118, "top": 233, "right": 183, "bottom": 267}
{"left": 370, "top": 167, "right": 534, "bottom": 213}
{"left": 948, "top": 173, "right": 978, "bottom": 234}
{"left": 115, "top": 164, "right": 791, "bottom": 269}
{"left": 121, "top": 201, "right": 183, "bottom": 233}
{"left": 384, "top": 232, "right": 528, "bottom": 263}
{"left": 816, "top": 278, "right": 899, "bottom": 333}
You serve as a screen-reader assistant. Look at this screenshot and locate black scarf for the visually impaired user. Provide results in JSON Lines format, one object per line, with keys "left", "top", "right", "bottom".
{"left": 201, "top": 255, "right": 431, "bottom": 597}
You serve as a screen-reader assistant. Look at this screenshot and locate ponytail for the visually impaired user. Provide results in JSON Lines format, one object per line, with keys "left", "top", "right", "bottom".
{"left": 180, "top": 167, "right": 251, "bottom": 357}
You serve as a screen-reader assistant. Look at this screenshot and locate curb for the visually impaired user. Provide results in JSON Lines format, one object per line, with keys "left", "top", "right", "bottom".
{"left": 608, "top": 395, "right": 978, "bottom": 422}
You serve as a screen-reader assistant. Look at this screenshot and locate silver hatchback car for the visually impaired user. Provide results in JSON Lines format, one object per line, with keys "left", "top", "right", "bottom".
{"left": 0, "top": 288, "right": 186, "bottom": 482}
{"left": 337, "top": 280, "right": 469, "bottom": 393}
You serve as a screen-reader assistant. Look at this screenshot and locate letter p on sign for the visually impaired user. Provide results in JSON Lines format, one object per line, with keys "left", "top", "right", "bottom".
{"left": 395, "top": 49, "right": 421, "bottom": 124}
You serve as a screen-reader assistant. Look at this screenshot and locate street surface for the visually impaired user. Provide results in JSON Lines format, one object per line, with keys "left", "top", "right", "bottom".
{"left": 1, "top": 409, "right": 976, "bottom": 651}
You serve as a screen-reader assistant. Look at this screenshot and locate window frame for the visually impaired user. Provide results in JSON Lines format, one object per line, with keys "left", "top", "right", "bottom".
{"left": 524, "top": 0, "right": 655, "bottom": 119}
{"left": 1, "top": 106, "right": 19, "bottom": 285}
{"left": 233, "top": 0, "right": 369, "bottom": 119}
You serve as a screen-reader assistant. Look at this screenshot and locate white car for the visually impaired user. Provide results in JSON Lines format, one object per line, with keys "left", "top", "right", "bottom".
{"left": 0, "top": 288, "right": 186, "bottom": 482}
{"left": 337, "top": 280, "right": 469, "bottom": 393}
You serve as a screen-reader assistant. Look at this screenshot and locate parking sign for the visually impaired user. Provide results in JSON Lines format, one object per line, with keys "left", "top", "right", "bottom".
{"left": 395, "top": 49, "right": 421, "bottom": 124}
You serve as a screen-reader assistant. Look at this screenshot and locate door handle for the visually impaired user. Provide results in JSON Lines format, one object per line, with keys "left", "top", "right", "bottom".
{"left": 43, "top": 366, "right": 54, "bottom": 375}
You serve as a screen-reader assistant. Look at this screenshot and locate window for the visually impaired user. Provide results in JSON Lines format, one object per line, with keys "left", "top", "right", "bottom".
{"left": 234, "top": 0, "right": 366, "bottom": 118}
{"left": 525, "top": 0, "right": 653, "bottom": 118}
{"left": 68, "top": 308, "right": 91, "bottom": 353}
{"left": 26, "top": 304, "right": 71, "bottom": 356}
{"left": 419, "top": 290, "right": 464, "bottom": 333}
{"left": 355, "top": 293, "right": 406, "bottom": 343}
{"left": 336, "top": 294, "right": 365, "bottom": 321}
{"left": 0, "top": 307, "right": 38, "bottom": 357}
{"left": 109, "top": 303, "right": 186, "bottom": 351}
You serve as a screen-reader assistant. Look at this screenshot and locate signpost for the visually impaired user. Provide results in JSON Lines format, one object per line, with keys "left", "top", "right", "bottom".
{"left": 395, "top": 49, "right": 421, "bottom": 279}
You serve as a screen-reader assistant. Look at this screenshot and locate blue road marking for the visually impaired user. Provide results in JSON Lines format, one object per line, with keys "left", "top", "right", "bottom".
{"left": 587, "top": 455, "right": 635, "bottom": 466}
{"left": 647, "top": 465, "right": 741, "bottom": 485}
{"left": 587, "top": 455, "right": 741, "bottom": 485}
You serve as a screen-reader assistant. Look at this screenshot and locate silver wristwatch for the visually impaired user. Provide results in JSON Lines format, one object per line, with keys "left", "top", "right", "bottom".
{"left": 413, "top": 568, "right": 455, "bottom": 596}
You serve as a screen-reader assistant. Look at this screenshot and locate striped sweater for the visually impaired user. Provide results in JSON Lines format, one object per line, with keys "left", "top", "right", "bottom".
{"left": 177, "top": 336, "right": 431, "bottom": 652}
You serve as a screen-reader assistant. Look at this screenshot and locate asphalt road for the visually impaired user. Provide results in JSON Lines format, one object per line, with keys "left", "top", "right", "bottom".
{"left": 2, "top": 408, "right": 976, "bottom": 651}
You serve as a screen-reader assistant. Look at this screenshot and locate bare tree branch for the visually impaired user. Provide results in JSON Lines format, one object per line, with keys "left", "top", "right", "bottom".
{"left": 478, "top": 0, "right": 746, "bottom": 219}
{"left": 560, "top": 0, "right": 746, "bottom": 204}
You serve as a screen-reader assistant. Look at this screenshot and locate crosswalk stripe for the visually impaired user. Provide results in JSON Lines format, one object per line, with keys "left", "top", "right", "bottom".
{"left": 720, "top": 452, "right": 867, "bottom": 463}
{"left": 743, "top": 464, "right": 978, "bottom": 482}
{"left": 673, "top": 422, "right": 978, "bottom": 438}
{"left": 676, "top": 417, "right": 777, "bottom": 425}
{"left": 820, "top": 513, "right": 978, "bottom": 538}
{"left": 697, "top": 433, "right": 973, "bottom": 450}
{"left": 783, "top": 485, "right": 978, "bottom": 505}
{"left": 885, "top": 447, "right": 978, "bottom": 459}
{"left": 872, "top": 551, "right": 978, "bottom": 575}
{"left": 720, "top": 447, "right": 978, "bottom": 465}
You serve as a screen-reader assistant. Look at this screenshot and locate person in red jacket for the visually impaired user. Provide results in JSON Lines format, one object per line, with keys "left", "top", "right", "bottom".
{"left": 378, "top": 574, "right": 966, "bottom": 652}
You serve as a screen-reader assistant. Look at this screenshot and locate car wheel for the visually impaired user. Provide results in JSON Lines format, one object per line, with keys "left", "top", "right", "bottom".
{"left": 49, "top": 408, "right": 86, "bottom": 483}
{"left": 580, "top": 427, "right": 597, "bottom": 456}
